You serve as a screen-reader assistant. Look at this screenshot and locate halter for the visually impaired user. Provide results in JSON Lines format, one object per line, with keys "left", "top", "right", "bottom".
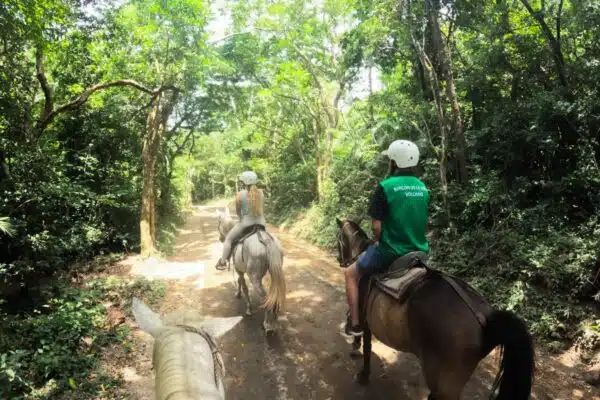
{"left": 176, "top": 324, "right": 225, "bottom": 388}
{"left": 336, "top": 221, "right": 371, "bottom": 268}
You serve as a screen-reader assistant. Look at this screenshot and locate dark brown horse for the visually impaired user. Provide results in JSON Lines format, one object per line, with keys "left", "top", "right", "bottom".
{"left": 335, "top": 218, "right": 535, "bottom": 400}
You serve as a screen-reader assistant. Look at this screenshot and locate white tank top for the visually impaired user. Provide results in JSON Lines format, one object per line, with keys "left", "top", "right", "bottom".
{"left": 238, "top": 189, "right": 266, "bottom": 225}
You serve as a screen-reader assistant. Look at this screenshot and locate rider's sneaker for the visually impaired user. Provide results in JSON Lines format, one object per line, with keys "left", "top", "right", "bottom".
{"left": 342, "top": 320, "right": 363, "bottom": 337}
{"left": 215, "top": 258, "right": 227, "bottom": 270}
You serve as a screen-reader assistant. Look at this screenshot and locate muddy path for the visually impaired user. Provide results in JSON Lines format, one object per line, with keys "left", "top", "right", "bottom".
{"left": 118, "top": 202, "right": 599, "bottom": 400}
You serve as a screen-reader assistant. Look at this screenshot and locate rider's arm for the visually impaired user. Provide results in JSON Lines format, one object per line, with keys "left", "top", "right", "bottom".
{"left": 235, "top": 192, "right": 242, "bottom": 219}
{"left": 368, "top": 184, "right": 388, "bottom": 242}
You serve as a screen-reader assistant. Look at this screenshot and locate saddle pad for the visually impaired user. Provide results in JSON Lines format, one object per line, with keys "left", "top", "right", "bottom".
{"left": 374, "top": 266, "right": 427, "bottom": 301}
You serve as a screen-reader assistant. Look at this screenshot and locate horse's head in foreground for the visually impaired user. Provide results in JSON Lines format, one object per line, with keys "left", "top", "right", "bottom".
{"left": 132, "top": 297, "right": 242, "bottom": 400}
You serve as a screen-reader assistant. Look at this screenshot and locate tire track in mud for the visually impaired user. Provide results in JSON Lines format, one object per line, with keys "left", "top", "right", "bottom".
{"left": 123, "top": 203, "right": 600, "bottom": 400}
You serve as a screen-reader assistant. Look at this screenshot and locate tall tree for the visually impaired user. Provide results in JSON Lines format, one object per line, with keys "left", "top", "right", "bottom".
{"left": 99, "top": 0, "right": 209, "bottom": 255}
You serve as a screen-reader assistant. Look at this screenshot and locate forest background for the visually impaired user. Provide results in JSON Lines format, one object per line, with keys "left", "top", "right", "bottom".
{"left": 0, "top": 0, "right": 599, "bottom": 397}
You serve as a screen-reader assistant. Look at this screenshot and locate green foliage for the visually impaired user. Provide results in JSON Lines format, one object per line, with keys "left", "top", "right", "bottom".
{"left": 188, "top": 0, "right": 600, "bottom": 348}
{"left": 0, "top": 273, "right": 164, "bottom": 399}
{"left": 0, "top": 217, "right": 15, "bottom": 237}
{"left": 0, "top": 0, "right": 599, "bottom": 364}
{"left": 0, "top": 0, "right": 207, "bottom": 285}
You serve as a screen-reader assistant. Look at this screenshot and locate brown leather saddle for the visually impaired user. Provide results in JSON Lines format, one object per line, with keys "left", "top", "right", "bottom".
{"left": 358, "top": 252, "right": 487, "bottom": 327}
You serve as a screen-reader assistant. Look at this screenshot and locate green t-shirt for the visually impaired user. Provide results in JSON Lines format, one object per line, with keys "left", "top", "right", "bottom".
{"left": 370, "top": 174, "right": 430, "bottom": 266}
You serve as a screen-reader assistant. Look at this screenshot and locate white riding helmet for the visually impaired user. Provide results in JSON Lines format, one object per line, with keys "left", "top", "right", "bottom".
{"left": 239, "top": 170, "right": 259, "bottom": 185}
{"left": 382, "top": 140, "right": 420, "bottom": 168}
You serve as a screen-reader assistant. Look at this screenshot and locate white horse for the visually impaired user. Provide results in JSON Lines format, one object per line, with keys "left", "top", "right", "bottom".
{"left": 132, "top": 297, "right": 242, "bottom": 400}
{"left": 216, "top": 208, "right": 286, "bottom": 333}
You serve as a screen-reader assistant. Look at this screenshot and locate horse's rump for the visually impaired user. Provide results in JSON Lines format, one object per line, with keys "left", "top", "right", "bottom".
{"left": 232, "top": 225, "right": 275, "bottom": 263}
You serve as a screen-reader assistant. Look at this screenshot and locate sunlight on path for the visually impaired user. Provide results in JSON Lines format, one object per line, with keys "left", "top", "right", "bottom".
{"left": 130, "top": 201, "right": 232, "bottom": 290}
{"left": 132, "top": 258, "right": 206, "bottom": 280}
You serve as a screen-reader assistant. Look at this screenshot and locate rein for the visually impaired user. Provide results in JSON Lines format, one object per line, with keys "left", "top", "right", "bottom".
{"left": 175, "top": 324, "right": 225, "bottom": 388}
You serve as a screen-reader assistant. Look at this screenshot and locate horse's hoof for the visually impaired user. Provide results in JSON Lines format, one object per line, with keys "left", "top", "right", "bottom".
{"left": 245, "top": 309, "right": 252, "bottom": 316}
{"left": 235, "top": 292, "right": 241, "bottom": 299}
{"left": 354, "top": 372, "right": 369, "bottom": 386}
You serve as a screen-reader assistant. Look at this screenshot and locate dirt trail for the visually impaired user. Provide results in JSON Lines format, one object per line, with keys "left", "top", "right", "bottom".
{"left": 116, "top": 202, "right": 599, "bottom": 400}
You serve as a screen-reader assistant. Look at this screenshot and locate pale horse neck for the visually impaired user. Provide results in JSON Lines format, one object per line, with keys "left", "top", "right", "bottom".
{"left": 154, "top": 327, "right": 226, "bottom": 400}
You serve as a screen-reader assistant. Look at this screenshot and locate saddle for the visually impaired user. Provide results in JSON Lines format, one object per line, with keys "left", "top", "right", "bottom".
{"left": 229, "top": 224, "right": 273, "bottom": 262}
{"left": 359, "top": 251, "right": 428, "bottom": 305}
{"left": 358, "top": 251, "right": 487, "bottom": 327}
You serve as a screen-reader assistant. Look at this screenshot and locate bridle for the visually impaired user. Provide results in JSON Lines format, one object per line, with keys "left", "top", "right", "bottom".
{"left": 176, "top": 324, "right": 225, "bottom": 388}
{"left": 336, "top": 221, "right": 372, "bottom": 268}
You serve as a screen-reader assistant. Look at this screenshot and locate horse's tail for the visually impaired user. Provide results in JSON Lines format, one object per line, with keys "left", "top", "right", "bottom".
{"left": 263, "top": 236, "right": 286, "bottom": 315}
{"left": 484, "top": 310, "right": 535, "bottom": 400}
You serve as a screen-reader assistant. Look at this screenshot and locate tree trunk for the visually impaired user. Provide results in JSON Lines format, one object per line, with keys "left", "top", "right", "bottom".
{"left": 140, "top": 94, "right": 161, "bottom": 256}
{"left": 412, "top": 34, "right": 449, "bottom": 217}
{"left": 313, "top": 117, "right": 323, "bottom": 200}
{"left": 519, "top": 0, "right": 570, "bottom": 96}
{"left": 445, "top": 68, "right": 467, "bottom": 184}
{"left": 425, "top": 0, "right": 467, "bottom": 184}
{"left": 140, "top": 91, "right": 179, "bottom": 256}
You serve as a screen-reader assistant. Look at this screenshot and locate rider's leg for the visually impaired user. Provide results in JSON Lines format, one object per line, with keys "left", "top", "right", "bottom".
{"left": 345, "top": 263, "right": 361, "bottom": 327}
{"left": 343, "top": 243, "right": 380, "bottom": 337}
{"left": 217, "top": 222, "right": 245, "bottom": 267}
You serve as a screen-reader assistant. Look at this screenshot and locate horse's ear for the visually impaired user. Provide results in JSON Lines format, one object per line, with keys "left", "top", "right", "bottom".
{"left": 335, "top": 218, "right": 343, "bottom": 228}
{"left": 131, "top": 297, "right": 164, "bottom": 338}
{"left": 200, "top": 316, "right": 243, "bottom": 339}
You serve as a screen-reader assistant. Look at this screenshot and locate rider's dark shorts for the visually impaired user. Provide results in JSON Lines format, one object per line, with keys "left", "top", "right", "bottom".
{"left": 356, "top": 243, "right": 384, "bottom": 274}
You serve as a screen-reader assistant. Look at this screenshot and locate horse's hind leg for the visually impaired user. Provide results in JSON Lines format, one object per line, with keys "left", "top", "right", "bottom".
{"left": 250, "top": 274, "right": 274, "bottom": 332}
{"left": 423, "top": 357, "right": 472, "bottom": 400}
{"left": 235, "top": 271, "right": 242, "bottom": 298}
{"left": 238, "top": 272, "right": 252, "bottom": 316}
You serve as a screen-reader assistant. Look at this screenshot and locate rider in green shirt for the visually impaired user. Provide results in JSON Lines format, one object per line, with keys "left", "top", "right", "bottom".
{"left": 343, "top": 139, "right": 430, "bottom": 337}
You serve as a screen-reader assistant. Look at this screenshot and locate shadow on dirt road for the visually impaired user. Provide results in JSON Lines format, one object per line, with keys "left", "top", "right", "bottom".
{"left": 122, "top": 203, "right": 599, "bottom": 400}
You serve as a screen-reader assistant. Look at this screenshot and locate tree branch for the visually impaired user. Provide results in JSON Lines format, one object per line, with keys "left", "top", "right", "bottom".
{"left": 36, "top": 48, "right": 53, "bottom": 125}
{"left": 556, "top": 0, "right": 564, "bottom": 43}
{"left": 171, "top": 129, "right": 195, "bottom": 158}
{"left": 36, "top": 80, "right": 164, "bottom": 134}
{"left": 519, "top": 0, "right": 570, "bottom": 93}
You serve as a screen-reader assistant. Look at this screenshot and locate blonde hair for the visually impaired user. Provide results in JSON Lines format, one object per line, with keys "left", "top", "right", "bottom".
{"left": 247, "top": 184, "right": 263, "bottom": 217}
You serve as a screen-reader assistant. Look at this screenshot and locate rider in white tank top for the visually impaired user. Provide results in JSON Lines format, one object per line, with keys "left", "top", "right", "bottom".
{"left": 216, "top": 171, "right": 266, "bottom": 268}
{"left": 237, "top": 189, "right": 266, "bottom": 226}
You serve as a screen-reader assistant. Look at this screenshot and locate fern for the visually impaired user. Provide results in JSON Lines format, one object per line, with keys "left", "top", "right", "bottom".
{"left": 0, "top": 216, "right": 15, "bottom": 237}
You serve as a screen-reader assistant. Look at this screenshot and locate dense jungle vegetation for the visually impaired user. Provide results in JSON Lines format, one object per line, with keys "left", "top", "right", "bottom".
{"left": 0, "top": 0, "right": 599, "bottom": 397}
